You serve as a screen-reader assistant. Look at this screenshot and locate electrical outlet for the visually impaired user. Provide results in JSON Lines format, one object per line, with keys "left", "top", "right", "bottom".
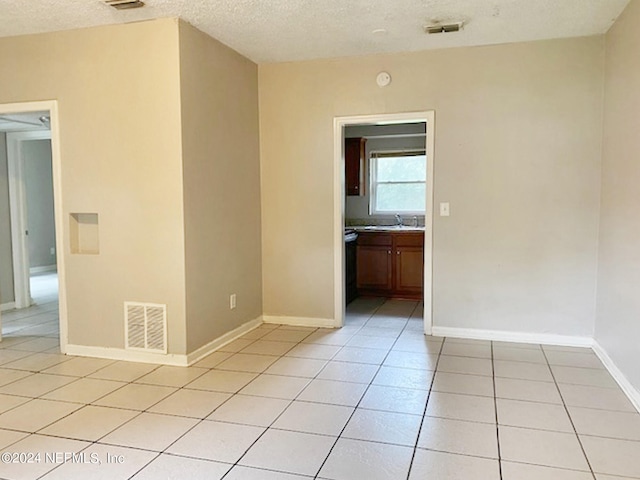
{"left": 230, "top": 294, "right": 237, "bottom": 310}
{"left": 439, "top": 202, "right": 450, "bottom": 217}
{"left": 50, "top": 247, "right": 55, "bottom": 255}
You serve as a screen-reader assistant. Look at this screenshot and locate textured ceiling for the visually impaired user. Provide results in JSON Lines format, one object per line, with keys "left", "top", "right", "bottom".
{"left": 0, "top": 0, "right": 630, "bottom": 63}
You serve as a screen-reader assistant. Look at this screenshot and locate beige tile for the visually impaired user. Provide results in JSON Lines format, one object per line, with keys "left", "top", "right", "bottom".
{"left": 499, "top": 426, "right": 590, "bottom": 471}
{"left": 497, "top": 398, "right": 574, "bottom": 432}
{"left": 9, "top": 337, "right": 59, "bottom": 352}
{"left": 317, "top": 361, "right": 379, "bottom": 384}
{"left": 569, "top": 406, "right": 640, "bottom": 441}
{"left": 333, "top": 346, "right": 388, "bottom": 365}
{"left": 1, "top": 352, "right": 71, "bottom": 372}
{"left": 40, "top": 405, "right": 139, "bottom": 441}
{"left": 495, "top": 377, "right": 563, "bottom": 404}
{"left": 432, "top": 372, "right": 495, "bottom": 397}
{"left": 0, "top": 367, "right": 33, "bottom": 387}
{"left": 545, "top": 350, "right": 604, "bottom": 369}
{"left": 0, "top": 348, "right": 35, "bottom": 366}
{"left": 383, "top": 351, "right": 438, "bottom": 370}
{"left": 167, "top": 420, "right": 265, "bottom": 463}
{"left": 441, "top": 342, "right": 492, "bottom": 359}
{"left": 264, "top": 357, "right": 328, "bottom": 377}
{"left": 595, "top": 475, "right": 640, "bottom": 480}
{"left": 40, "top": 443, "right": 157, "bottom": 480}
{"left": 88, "top": 361, "right": 158, "bottom": 382}
{"left": 261, "top": 329, "right": 314, "bottom": 343}
{"left": 132, "top": 454, "right": 231, "bottom": 480}
{"left": 552, "top": 365, "right": 619, "bottom": 389}
{"left": 359, "top": 326, "right": 404, "bottom": 338}
{"left": 320, "top": 437, "right": 413, "bottom": 480}
{"left": 0, "top": 428, "right": 29, "bottom": 449}
{"left": 0, "top": 399, "right": 81, "bottom": 432}
{"left": 343, "top": 408, "right": 421, "bottom": 446}
{"left": 185, "top": 370, "right": 257, "bottom": 393}
{"left": 494, "top": 360, "right": 554, "bottom": 382}
{"left": 581, "top": 435, "right": 640, "bottom": 478}
{"left": 192, "top": 351, "right": 233, "bottom": 368}
{"left": 372, "top": 365, "right": 434, "bottom": 390}
{"left": 492, "top": 341, "right": 542, "bottom": 350}
{"left": 360, "top": 384, "right": 429, "bottom": 415}
{"left": 41, "top": 357, "right": 115, "bottom": 377}
{"left": 273, "top": 401, "right": 353, "bottom": 436}
{"left": 2, "top": 434, "right": 90, "bottom": 480}
{"left": 215, "top": 353, "right": 280, "bottom": 374}
{"left": 240, "top": 327, "right": 274, "bottom": 341}
{"left": 543, "top": 345, "right": 593, "bottom": 354}
{"left": 239, "top": 374, "right": 310, "bottom": 400}
{"left": 208, "top": 394, "right": 289, "bottom": 427}
{"left": 93, "top": 383, "right": 177, "bottom": 410}
{"left": 558, "top": 383, "right": 637, "bottom": 412}
{"left": 426, "top": 392, "right": 496, "bottom": 424}
{"left": 297, "top": 378, "right": 368, "bottom": 406}
{"left": 134, "top": 365, "right": 209, "bottom": 387}
{"left": 409, "top": 449, "right": 500, "bottom": 480}
{"left": 149, "top": 389, "right": 231, "bottom": 418}
{"left": 493, "top": 345, "right": 546, "bottom": 364}
{"left": 0, "top": 373, "right": 76, "bottom": 397}
{"left": 100, "top": 412, "right": 198, "bottom": 451}
{"left": 303, "top": 330, "right": 355, "bottom": 347}
{"left": 438, "top": 355, "right": 493, "bottom": 376}
{"left": 0, "top": 394, "right": 30, "bottom": 414}
{"left": 501, "top": 461, "right": 593, "bottom": 480}
{"left": 224, "top": 465, "right": 309, "bottom": 480}
{"left": 218, "top": 338, "right": 255, "bottom": 353}
{"left": 392, "top": 337, "right": 443, "bottom": 354}
{"left": 284, "top": 343, "right": 342, "bottom": 360}
{"left": 42, "top": 378, "right": 126, "bottom": 404}
{"left": 346, "top": 335, "right": 396, "bottom": 350}
{"left": 446, "top": 338, "right": 491, "bottom": 347}
{"left": 418, "top": 416, "right": 499, "bottom": 459}
{"left": 241, "top": 340, "right": 296, "bottom": 356}
{"left": 241, "top": 428, "right": 335, "bottom": 476}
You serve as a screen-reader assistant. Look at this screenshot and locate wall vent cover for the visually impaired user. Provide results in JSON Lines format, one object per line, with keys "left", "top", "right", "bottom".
{"left": 125, "top": 302, "right": 167, "bottom": 353}
{"left": 424, "top": 22, "right": 463, "bottom": 34}
{"left": 103, "top": 0, "right": 145, "bottom": 10}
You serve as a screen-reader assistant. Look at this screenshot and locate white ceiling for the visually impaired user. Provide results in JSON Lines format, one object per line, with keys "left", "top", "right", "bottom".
{"left": 0, "top": 0, "right": 630, "bottom": 63}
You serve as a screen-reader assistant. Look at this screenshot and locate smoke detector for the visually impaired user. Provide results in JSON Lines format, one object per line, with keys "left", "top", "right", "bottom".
{"left": 103, "top": 0, "right": 145, "bottom": 10}
{"left": 424, "top": 22, "right": 463, "bottom": 34}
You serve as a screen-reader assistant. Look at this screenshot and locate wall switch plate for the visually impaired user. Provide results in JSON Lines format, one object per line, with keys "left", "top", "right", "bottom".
{"left": 440, "top": 202, "right": 450, "bottom": 216}
{"left": 230, "top": 294, "right": 237, "bottom": 310}
{"left": 50, "top": 247, "right": 55, "bottom": 255}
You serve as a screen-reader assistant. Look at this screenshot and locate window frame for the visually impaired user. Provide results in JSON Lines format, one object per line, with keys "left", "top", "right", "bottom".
{"left": 369, "top": 149, "right": 427, "bottom": 216}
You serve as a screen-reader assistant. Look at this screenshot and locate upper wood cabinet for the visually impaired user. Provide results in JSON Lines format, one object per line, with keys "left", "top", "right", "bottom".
{"left": 345, "top": 137, "right": 366, "bottom": 196}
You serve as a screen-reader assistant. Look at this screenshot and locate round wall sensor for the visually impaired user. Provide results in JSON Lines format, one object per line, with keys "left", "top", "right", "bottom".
{"left": 376, "top": 72, "right": 391, "bottom": 87}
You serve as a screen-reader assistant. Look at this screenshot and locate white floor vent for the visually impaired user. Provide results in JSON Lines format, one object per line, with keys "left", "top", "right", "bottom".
{"left": 125, "top": 302, "right": 167, "bottom": 354}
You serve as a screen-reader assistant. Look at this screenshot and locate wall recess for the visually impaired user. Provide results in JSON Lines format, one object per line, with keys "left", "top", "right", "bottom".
{"left": 70, "top": 213, "right": 99, "bottom": 254}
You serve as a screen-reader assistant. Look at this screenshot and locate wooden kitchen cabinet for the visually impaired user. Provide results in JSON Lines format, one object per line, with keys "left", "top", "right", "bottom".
{"left": 356, "top": 231, "right": 424, "bottom": 299}
{"left": 345, "top": 137, "right": 366, "bottom": 196}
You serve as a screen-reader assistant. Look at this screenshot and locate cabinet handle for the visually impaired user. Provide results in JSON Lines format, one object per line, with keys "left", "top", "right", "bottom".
{"left": 397, "top": 251, "right": 400, "bottom": 255}
{"left": 388, "top": 250, "right": 391, "bottom": 254}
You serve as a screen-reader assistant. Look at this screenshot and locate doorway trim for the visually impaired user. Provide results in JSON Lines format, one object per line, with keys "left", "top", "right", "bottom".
{"left": 333, "top": 111, "right": 435, "bottom": 334}
{"left": 7, "top": 129, "right": 52, "bottom": 309}
{"left": 0, "top": 100, "right": 67, "bottom": 351}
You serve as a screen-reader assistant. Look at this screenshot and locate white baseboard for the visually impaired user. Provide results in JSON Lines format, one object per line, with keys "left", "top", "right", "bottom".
{"left": 186, "top": 316, "right": 263, "bottom": 365}
{"left": 30, "top": 265, "right": 57, "bottom": 274}
{"left": 431, "top": 326, "right": 593, "bottom": 348}
{"left": 592, "top": 341, "right": 640, "bottom": 414}
{"left": 65, "top": 316, "right": 263, "bottom": 367}
{"left": 1, "top": 302, "right": 16, "bottom": 312}
{"left": 263, "top": 315, "right": 338, "bottom": 328}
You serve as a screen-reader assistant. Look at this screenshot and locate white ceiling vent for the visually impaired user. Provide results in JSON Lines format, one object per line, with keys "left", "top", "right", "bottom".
{"left": 125, "top": 302, "right": 167, "bottom": 354}
{"left": 424, "top": 22, "right": 464, "bottom": 35}
{"left": 103, "top": 0, "right": 145, "bottom": 10}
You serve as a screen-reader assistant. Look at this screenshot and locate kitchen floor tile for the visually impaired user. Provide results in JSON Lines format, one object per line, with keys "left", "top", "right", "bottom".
{"left": 437, "top": 355, "right": 493, "bottom": 376}
{"left": 272, "top": 401, "right": 353, "bottom": 436}
{"left": 148, "top": 389, "right": 231, "bottom": 419}
{"left": 497, "top": 398, "right": 574, "bottom": 432}
{"left": 40, "top": 405, "right": 139, "bottom": 441}
{"left": 239, "top": 374, "right": 310, "bottom": 400}
{"left": 224, "top": 465, "right": 310, "bottom": 480}
{"left": 493, "top": 345, "right": 547, "bottom": 364}
{"left": 501, "top": 461, "right": 593, "bottom": 479}
{"left": 0, "top": 394, "right": 30, "bottom": 414}
{"left": 93, "top": 383, "right": 176, "bottom": 411}
{"left": 580, "top": 435, "right": 640, "bottom": 478}
{"left": 241, "top": 340, "right": 296, "bottom": 356}
{"left": 431, "top": 372, "right": 495, "bottom": 397}
{"left": 382, "top": 351, "right": 438, "bottom": 370}
{"left": 426, "top": 391, "right": 496, "bottom": 424}
{"left": 284, "top": 343, "right": 342, "bottom": 360}
{"left": 333, "top": 346, "right": 389, "bottom": 365}
{"left": 569, "top": 406, "right": 640, "bottom": 441}
{"left": 545, "top": 350, "right": 604, "bottom": 369}
{"left": 207, "top": 394, "right": 290, "bottom": 427}
{"left": 0, "top": 398, "right": 81, "bottom": 432}
{"left": 42, "top": 378, "right": 126, "bottom": 404}
{"left": 418, "top": 416, "right": 499, "bottom": 459}
{"left": 192, "top": 351, "right": 233, "bottom": 368}
{"left": 215, "top": 353, "right": 280, "bottom": 374}
{"left": 41, "top": 357, "right": 115, "bottom": 377}
{"left": 185, "top": 370, "right": 257, "bottom": 393}
{"left": 552, "top": 365, "right": 619, "bottom": 389}
{"left": 495, "top": 377, "right": 563, "bottom": 404}
{"left": 0, "top": 368, "right": 33, "bottom": 387}
{"left": 372, "top": 365, "right": 434, "bottom": 390}
{"left": 88, "top": 361, "right": 158, "bottom": 382}
{"left": 297, "top": 378, "right": 368, "bottom": 407}
{"left": 316, "top": 361, "right": 379, "bottom": 384}
{"left": 261, "top": 329, "right": 315, "bottom": 343}
{"left": 558, "top": 383, "right": 637, "bottom": 412}
{"left": 265, "top": 357, "right": 328, "bottom": 378}
{"left": 409, "top": 449, "right": 500, "bottom": 480}
{"left": 494, "top": 360, "right": 554, "bottom": 382}
{"left": 131, "top": 454, "right": 231, "bottom": 480}
{"left": 342, "top": 408, "right": 421, "bottom": 446}
{"left": 441, "top": 342, "right": 492, "bottom": 359}
{"left": 360, "top": 384, "right": 429, "bottom": 415}
{"left": 0, "top": 373, "right": 76, "bottom": 398}
{"left": 0, "top": 428, "right": 29, "bottom": 449}
{"left": 134, "top": 365, "right": 209, "bottom": 387}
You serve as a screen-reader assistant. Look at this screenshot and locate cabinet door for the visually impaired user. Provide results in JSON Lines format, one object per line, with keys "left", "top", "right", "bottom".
{"left": 356, "top": 246, "right": 392, "bottom": 291}
{"left": 345, "top": 137, "right": 365, "bottom": 196}
{"left": 394, "top": 246, "right": 424, "bottom": 294}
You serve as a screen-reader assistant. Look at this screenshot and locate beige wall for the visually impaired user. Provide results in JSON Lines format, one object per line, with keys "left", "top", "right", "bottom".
{"left": 0, "top": 20, "right": 188, "bottom": 353}
{"left": 0, "top": 133, "right": 14, "bottom": 305}
{"left": 259, "top": 37, "right": 604, "bottom": 335}
{"left": 179, "top": 22, "right": 262, "bottom": 353}
{"left": 596, "top": 0, "right": 640, "bottom": 392}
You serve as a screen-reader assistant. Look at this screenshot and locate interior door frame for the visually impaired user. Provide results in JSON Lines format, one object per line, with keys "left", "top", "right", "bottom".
{"left": 7, "top": 129, "right": 52, "bottom": 309}
{"left": 0, "top": 100, "right": 67, "bottom": 350}
{"left": 333, "top": 111, "right": 435, "bottom": 334}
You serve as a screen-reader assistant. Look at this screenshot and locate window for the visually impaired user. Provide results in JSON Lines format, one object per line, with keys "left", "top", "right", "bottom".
{"left": 370, "top": 151, "right": 426, "bottom": 215}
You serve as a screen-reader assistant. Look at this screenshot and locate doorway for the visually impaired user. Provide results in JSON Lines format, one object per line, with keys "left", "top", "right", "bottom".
{"left": 334, "top": 111, "right": 435, "bottom": 333}
{"left": 0, "top": 101, "right": 67, "bottom": 351}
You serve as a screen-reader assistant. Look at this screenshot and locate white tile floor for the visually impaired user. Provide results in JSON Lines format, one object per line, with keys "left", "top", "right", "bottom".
{"left": 0, "top": 295, "right": 639, "bottom": 479}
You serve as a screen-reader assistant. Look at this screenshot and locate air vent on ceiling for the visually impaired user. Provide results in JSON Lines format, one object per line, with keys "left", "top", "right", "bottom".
{"left": 103, "top": 0, "right": 145, "bottom": 10}
{"left": 125, "top": 302, "right": 167, "bottom": 353}
{"left": 424, "top": 22, "right": 463, "bottom": 34}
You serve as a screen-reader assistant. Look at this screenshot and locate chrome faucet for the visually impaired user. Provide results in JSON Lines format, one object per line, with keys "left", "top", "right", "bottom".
{"left": 412, "top": 216, "right": 418, "bottom": 227}
{"left": 395, "top": 214, "right": 402, "bottom": 226}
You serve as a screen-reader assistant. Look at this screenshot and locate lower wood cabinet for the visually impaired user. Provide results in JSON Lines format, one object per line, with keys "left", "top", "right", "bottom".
{"left": 356, "top": 231, "right": 424, "bottom": 299}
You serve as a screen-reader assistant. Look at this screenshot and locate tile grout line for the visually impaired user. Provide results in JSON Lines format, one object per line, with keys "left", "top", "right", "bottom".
{"left": 491, "top": 341, "right": 503, "bottom": 480}
{"left": 540, "top": 347, "right": 598, "bottom": 480}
